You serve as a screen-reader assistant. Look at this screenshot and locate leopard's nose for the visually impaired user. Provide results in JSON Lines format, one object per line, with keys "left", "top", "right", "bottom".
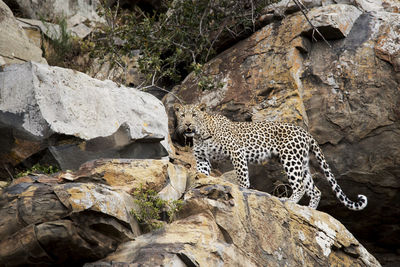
{"left": 185, "top": 122, "right": 191, "bottom": 127}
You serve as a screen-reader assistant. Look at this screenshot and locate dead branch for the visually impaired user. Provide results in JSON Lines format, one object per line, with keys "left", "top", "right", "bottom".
{"left": 292, "top": 0, "right": 332, "bottom": 48}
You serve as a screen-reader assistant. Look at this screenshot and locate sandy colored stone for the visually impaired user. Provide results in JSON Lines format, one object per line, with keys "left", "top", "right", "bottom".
{"left": 58, "top": 158, "right": 170, "bottom": 194}
{"left": 158, "top": 162, "right": 188, "bottom": 201}
{"left": 0, "top": 1, "right": 47, "bottom": 65}
{"left": 89, "top": 177, "right": 380, "bottom": 267}
{"left": 0, "top": 179, "right": 140, "bottom": 266}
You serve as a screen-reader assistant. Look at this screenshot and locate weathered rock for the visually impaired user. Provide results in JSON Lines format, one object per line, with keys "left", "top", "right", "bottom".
{"left": 300, "top": 5, "right": 362, "bottom": 40}
{"left": 374, "top": 14, "right": 400, "bottom": 71}
{"left": 0, "top": 177, "right": 140, "bottom": 266}
{"left": 382, "top": 0, "right": 400, "bottom": 13}
{"left": 0, "top": 157, "right": 190, "bottom": 266}
{"left": 17, "top": 17, "right": 91, "bottom": 45}
{"left": 16, "top": 18, "right": 61, "bottom": 41}
{"left": 0, "top": 0, "right": 47, "bottom": 65}
{"left": 87, "top": 52, "right": 146, "bottom": 88}
{"left": 3, "top": 0, "right": 103, "bottom": 26}
{"left": 262, "top": 0, "right": 386, "bottom": 17}
{"left": 158, "top": 160, "right": 188, "bottom": 201}
{"left": 58, "top": 158, "right": 187, "bottom": 200}
{"left": 0, "top": 62, "right": 171, "bottom": 178}
{"left": 164, "top": 3, "right": 400, "bottom": 264}
{"left": 87, "top": 177, "right": 380, "bottom": 266}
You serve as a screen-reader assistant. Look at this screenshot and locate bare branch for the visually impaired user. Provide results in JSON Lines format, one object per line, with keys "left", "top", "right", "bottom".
{"left": 139, "top": 84, "right": 185, "bottom": 105}
{"left": 292, "top": 0, "right": 332, "bottom": 48}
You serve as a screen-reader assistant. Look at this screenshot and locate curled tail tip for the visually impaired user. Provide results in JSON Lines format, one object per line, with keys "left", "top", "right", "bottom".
{"left": 358, "top": 194, "right": 367, "bottom": 204}
{"left": 356, "top": 194, "right": 368, "bottom": 210}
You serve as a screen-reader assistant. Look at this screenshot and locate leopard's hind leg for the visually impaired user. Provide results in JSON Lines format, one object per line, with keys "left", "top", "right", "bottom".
{"left": 303, "top": 165, "right": 321, "bottom": 209}
{"left": 282, "top": 159, "right": 305, "bottom": 203}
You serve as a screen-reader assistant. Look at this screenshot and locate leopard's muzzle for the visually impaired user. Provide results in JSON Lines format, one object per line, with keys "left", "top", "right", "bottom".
{"left": 183, "top": 128, "right": 195, "bottom": 137}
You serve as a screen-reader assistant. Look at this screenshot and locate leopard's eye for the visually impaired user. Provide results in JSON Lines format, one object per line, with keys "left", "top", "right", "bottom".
{"left": 180, "top": 113, "right": 185, "bottom": 117}
{"left": 192, "top": 112, "right": 197, "bottom": 117}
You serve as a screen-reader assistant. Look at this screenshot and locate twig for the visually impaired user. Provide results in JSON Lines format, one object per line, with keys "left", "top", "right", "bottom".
{"left": 205, "top": 24, "right": 225, "bottom": 62}
{"left": 292, "top": 0, "right": 332, "bottom": 48}
{"left": 137, "top": 69, "right": 185, "bottom": 105}
{"left": 0, "top": 52, "right": 29, "bottom": 62}
{"left": 140, "top": 84, "right": 185, "bottom": 105}
{"left": 4, "top": 164, "right": 14, "bottom": 181}
{"left": 199, "top": 1, "right": 210, "bottom": 37}
{"left": 250, "top": 0, "right": 255, "bottom": 32}
{"left": 272, "top": 182, "right": 291, "bottom": 198}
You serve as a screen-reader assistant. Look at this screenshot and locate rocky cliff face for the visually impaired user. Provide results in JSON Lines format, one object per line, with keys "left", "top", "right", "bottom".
{"left": 165, "top": 1, "right": 400, "bottom": 265}
{"left": 0, "top": 159, "right": 380, "bottom": 266}
{"left": 0, "top": 0, "right": 397, "bottom": 265}
{"left": 88, "top": 175, "right": 380, "bottom": 267}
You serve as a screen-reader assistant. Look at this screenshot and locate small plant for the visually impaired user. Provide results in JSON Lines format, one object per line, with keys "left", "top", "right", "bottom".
{"left": 16, "top": 163, "right": 60, "bottom": 178}
{"left": 131, "top": 186, "right": 184, "bottom": 232}
{"left": 43, "top": 17, "right": 83, "bottom": 68}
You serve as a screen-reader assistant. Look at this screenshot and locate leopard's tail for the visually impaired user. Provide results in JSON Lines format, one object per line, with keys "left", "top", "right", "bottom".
{"left": 309, "top": 137, "right": 367, "bottom": 211}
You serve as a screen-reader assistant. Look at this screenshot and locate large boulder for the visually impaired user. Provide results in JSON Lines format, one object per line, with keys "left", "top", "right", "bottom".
{"left": 3, "top": 0, "right": 103, "bottom": 26}
{"left": 164, "top": 2, "right": 400, "bottom": 265}
{"left": 0, "top": 62, "right": 171, "bottom": 178}
{"left": 58, "top": 158, "right": 188, "bottom": 199}
{"left": 0, "top": 158, "right": 188, "bottom": 266}
{"left": 87, "top": 176, "right": 380, "bottom": 266}
{"left": 0, "top": 0, "right": 47, "bottom": 65}
{"left": 0, "top": 177, "right": 140, "bottom": 266}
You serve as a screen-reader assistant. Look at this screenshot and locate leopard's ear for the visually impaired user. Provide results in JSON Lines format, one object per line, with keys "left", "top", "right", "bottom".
{"left": 173, "top": 103, "right": 183, "bottom": 112}
{"left": 198, "top": 103, "right": 206, "bottom": 111}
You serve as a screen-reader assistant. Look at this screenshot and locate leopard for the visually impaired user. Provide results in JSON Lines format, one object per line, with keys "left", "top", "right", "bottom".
{"left": 173, "top": 103, "right": 368, "bottom": 210}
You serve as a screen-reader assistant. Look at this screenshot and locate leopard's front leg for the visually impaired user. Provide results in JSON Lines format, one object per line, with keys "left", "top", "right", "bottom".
{"left": 231, "top": 151, "right": 250, "bottom": 188}
{"left": 194, "top": 146, "right": 211, "bottom": 175}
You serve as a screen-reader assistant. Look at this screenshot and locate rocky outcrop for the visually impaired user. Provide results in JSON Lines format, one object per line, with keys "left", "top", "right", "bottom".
{"left": 0, "top": 62, "right": 171, "bottom": 178}
{"left": 3, "top": 0, "right": 103, "bottom": 26}
{"left": 0, "top": 156, "right": 380, "bottom": 266}
{"left": 0, "top": 0, "right": 47, "bottom": 65}
{"left": 87, "top": 176, "right": 380, "bottom": 267}
{"left": 164, "top": 2, "right": 400, "bottom": 265}
{"left": 0, "top": 177, "right": 140, "bottom": 266}
{"left": 0, "top": 158, "right": 188, "bottom": 266}
{"left": 58, "top": 158, "right": 187, "bottom": 199}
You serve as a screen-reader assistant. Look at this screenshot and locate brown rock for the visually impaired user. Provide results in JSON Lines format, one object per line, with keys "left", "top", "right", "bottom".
{"left": 0, "top": 179, "right": 140, "bottom": 266}
{"left": 374, "top": 16, "right": 400, "bottom": 71}
{"left": 164, "top": 3, "right": 400, "bottom": 264}
{"left": 58, "top": 158, "right": 173, "bottom": 194}
{"left": 88, "top": 177, "right": 380, "bottom": 267}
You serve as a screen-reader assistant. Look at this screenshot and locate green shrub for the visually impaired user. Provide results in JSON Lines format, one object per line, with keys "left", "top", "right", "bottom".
{"left": 131, "top": 186, "right": 184, "bottom": 232}
{"left": 89, "top": 0, "right": 279, "bottom": 87}
{"left": 16, "top": 163, "right": 60, "bottom": 178}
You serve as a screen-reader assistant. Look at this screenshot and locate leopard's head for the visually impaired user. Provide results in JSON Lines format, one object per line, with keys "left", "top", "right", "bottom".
{"left": 173, "top": 103, "right": 208, "bottom": 138}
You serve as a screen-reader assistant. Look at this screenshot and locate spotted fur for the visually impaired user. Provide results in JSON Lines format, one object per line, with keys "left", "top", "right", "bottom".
{"left": 174, "top": 103, "right": 367, "bottom": 210}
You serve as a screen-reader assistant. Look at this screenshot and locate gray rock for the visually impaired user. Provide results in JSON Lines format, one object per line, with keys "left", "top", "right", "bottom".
{"left": 16, "top": 18, "right": 61, "bottom": 40}
{"left": 4, "top": 0, "right": 103, "bottom": 26}
{"left": 0, "top": 61, "right": 171, "bottom": 174}
{"left": 301, "top": 4, "right": 362, "bottom": 39}
{"left": 0, "top": 0, "right": 47, "bottom": 65}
